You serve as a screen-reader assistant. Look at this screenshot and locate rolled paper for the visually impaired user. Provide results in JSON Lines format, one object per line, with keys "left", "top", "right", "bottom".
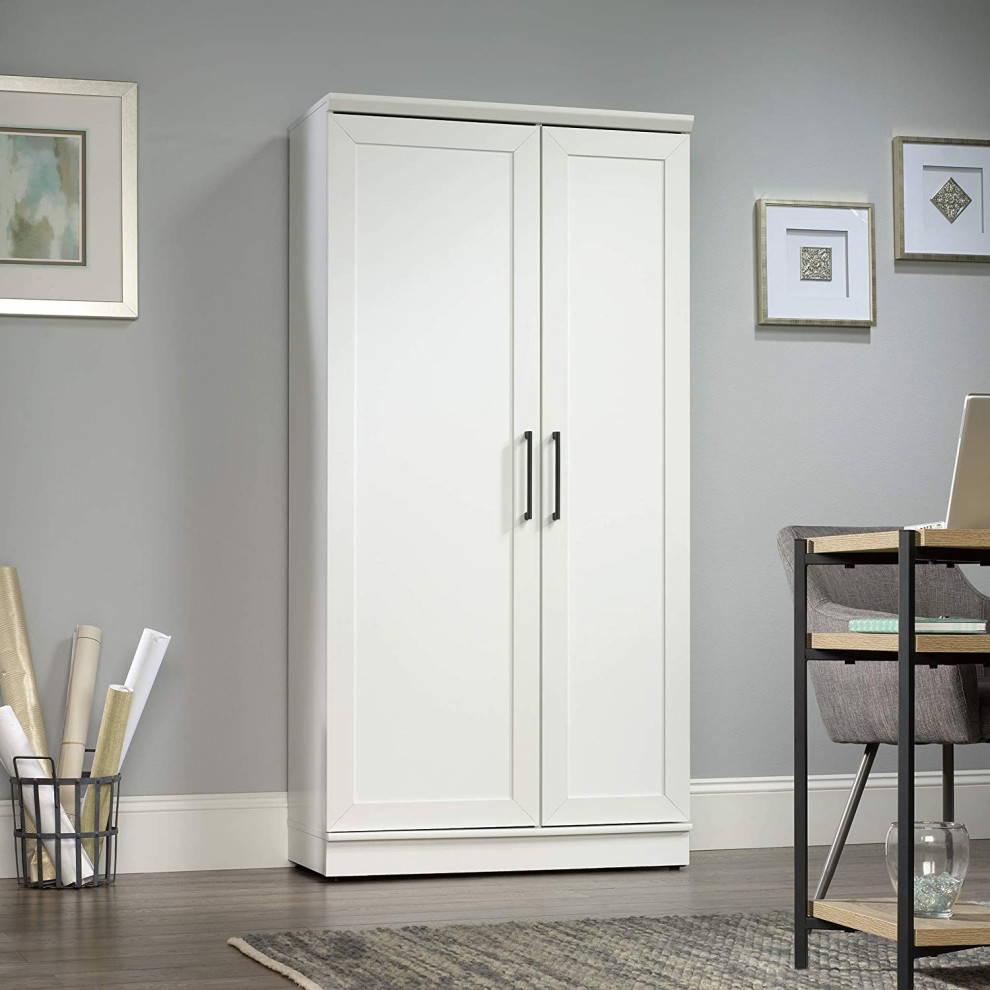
{"left": 80, "top": 685, "right": 132, "bottom": 862}
{"left": 57, "top": 625, "right": 102, "bottom": 819}
{"left": 0, "top": 706, "right": 93, "bottom": 884}
{"left": 119, "top": 628, "right": 170, "bottom": 766}
{"left": 0, "top": 566, "right": 52, "bottom": 880}
{"left": 0, "top": 568, "right": 48, "bottom": 754}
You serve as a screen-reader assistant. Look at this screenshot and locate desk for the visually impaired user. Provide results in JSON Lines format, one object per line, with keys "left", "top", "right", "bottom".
{"left": 795, "top": 530, "right": 990, "bottom": 990}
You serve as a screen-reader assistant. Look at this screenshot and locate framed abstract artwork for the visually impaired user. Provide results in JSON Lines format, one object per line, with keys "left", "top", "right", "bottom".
{"left": 894, "top": 136, "right": 990, "bottom": 262}
{"left": 756, "top": 199, "right": 876, "bottom": 328}
{"left": 0, "top": 75, "right": 137, "bottom": 318}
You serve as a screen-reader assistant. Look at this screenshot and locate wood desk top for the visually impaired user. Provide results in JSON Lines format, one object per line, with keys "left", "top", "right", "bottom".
{"left": 807, "top": 529, "right": 990, "bottom": 554}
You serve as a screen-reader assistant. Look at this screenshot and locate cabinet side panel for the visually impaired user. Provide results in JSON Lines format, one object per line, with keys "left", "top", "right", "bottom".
{"left": 662, "top": 137, "right": 690, "bottom": 819}
{"left": 288, "top": 109, "right": 329, "bottom": 846}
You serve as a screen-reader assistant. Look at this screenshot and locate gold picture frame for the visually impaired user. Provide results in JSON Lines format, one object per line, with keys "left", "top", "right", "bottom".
{"left": 0, "top": 75, "right": 137, "bottom": 318}
{"left": 756, "top": 199, "right": 876, "bottom": 328}
{"left": 893, "top": 136, "right": 990, "bottom": 263}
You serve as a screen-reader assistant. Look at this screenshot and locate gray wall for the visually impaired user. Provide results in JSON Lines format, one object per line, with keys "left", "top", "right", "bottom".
{"left": 1, "top": 0, "right": 989, "bottom": 794}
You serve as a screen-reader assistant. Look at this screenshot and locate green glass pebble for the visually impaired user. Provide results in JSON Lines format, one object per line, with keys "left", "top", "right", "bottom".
{"left": 913, "top": 872, "right": 963, "bottom": 918}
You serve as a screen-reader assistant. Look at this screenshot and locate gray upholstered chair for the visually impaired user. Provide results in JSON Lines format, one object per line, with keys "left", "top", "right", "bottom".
{"left": 778, "top": 525, "right": 990, "bottom": 897}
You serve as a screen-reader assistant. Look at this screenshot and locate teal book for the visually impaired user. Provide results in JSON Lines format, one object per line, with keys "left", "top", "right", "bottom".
{"left": 848, "top": 616, "right": 987, "bottom": 634}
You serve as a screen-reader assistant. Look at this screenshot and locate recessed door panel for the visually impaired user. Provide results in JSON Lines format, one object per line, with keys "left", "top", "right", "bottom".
{"left": 326, "top": 114, "right": 541, "bottom": 832}
{"left": 541, "top": 126, "right": 691, "bottom": 827}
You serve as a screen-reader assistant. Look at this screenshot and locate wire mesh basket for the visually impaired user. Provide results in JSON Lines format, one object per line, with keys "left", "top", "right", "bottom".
{"left": 9, "top": 753, "right": 120, "bottom": 889}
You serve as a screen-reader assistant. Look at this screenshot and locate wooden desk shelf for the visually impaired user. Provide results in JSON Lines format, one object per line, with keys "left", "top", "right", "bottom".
{"left": 812, "top": 900, "right": 990, "bottom": 948}
{"left": 808, "top": 633, "right": 990, "bottom": 654}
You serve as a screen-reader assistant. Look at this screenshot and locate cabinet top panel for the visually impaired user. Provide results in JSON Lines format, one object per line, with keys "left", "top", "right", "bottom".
{"left": 291, "top": 93, "right": 693, "bottom": 134}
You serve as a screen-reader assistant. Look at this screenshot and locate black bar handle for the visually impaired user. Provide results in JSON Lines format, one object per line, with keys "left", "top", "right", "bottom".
{"left": 524, "top": 431, "right": 533, "bottom": 521}
{"left": 552, "top": 431, "right": 561, "bottom": 521}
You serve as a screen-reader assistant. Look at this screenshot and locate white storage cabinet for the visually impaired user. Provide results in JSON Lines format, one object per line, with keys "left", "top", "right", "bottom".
{"left": 289, "top": 94, "right": 692, "bottom": 876}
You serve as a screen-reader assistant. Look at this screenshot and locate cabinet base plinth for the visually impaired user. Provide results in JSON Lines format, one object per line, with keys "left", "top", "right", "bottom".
{"left": 289, "top": 822, "right": 691, "bottom": 878}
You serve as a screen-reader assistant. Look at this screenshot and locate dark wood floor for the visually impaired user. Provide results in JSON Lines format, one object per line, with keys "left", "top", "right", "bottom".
{"left": 3, "top": 841, "right": 989, "bottom": 988}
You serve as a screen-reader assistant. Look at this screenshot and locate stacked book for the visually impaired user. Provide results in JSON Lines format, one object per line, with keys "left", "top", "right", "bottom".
{"left": 848, "top": 616, "right": 987, "bottom": 634}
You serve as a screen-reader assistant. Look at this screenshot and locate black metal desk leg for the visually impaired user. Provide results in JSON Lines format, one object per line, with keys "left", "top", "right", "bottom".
{"left": 897, "top": 529, "right": 916, "bottom": 990}
{"left": 794, "top": 538, "right": 809, "bottom": 969}
{"left": 943, "top": 745, "right": 954, "bottom": 823}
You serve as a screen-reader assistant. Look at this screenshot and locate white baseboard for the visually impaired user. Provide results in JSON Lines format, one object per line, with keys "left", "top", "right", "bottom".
{"left": 3, "top": 770, "right": 985, "bottom": 878}
{"left": 0, "top": 791, "right": 289, "bottom": 878}
{"left": 690, "top": 769, "right": 990, "bottom": 851}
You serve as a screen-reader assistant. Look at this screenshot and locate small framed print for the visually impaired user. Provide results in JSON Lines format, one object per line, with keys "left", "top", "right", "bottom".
{"left": 0, "top": 127, "right": 86, "bottom": 265}
{"left": 894, "top": 136, "right": 990, "bottom": 262}
{"left": 0, "top": 75, "right": 137, "bottom": 318}
{"left": 756, "top": 199, "right": 876, "bottom": 327}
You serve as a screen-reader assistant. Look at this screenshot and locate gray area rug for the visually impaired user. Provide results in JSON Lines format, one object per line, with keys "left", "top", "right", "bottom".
{"left": 229, "top": 910, "right": 990, "bottom": 989}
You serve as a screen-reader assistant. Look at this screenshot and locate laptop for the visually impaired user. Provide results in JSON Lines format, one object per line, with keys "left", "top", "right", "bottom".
{"left": 911, "top": 394, "right": 990, "bottom": 530}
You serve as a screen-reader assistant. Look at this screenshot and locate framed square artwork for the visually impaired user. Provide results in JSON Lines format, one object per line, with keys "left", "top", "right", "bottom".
{"left": 894, "top": 136, "right": 990, "bottom": 262}
{"left": 0, "top": 75, "right": 137, "bottom": 318}
{"left": 756, "top": 199, "right": 876, "bottom": 327}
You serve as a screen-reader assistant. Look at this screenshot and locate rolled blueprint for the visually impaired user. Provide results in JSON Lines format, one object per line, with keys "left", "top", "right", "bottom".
{"left": 0, "top": 566, "right": 52, "bottom": 880}
{"left": 0, "top": 567, "right": 49, "bottom": 760}
{"left": 57, "top": 625, "right": 102, "bottom": 819}
{"left": 119, "top": 628, "right": 170, "bottom": 766}
{"left": 0, "top": 706, "right": 93, "bottom": 884}
{"left": 80, "top": 685, "right": 132, "bottom": 862}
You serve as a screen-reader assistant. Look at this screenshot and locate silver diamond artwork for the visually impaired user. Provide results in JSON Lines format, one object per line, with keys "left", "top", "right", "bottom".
{"left": 800, "top": 246, "right": 832, "bottom": 281}
{"left": 930, "top": 177, "right": 972, "bottom": 223}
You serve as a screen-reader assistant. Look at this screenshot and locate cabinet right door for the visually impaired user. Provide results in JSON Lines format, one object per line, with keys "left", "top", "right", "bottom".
{"left": 541, "top": 126, "right": 690, "bottom": 827}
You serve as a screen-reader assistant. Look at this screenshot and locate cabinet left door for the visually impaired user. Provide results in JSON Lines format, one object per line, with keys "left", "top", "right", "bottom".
{"left": 325, "top": 114, "right": 542, "bottom": 833}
